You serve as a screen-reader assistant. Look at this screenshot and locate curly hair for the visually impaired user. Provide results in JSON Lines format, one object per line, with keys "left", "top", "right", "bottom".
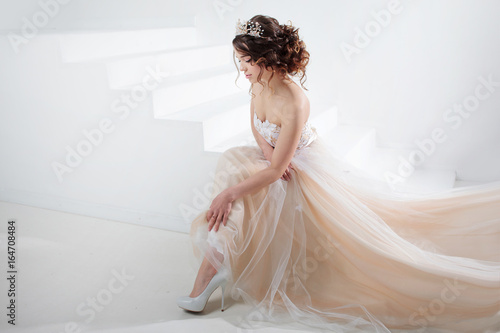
{"left": 232, "top": 15, "right": 310, "bottom": 96}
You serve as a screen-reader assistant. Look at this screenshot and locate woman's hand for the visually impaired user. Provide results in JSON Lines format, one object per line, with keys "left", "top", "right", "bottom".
{"left": 263, "top": 147, "right": 294, "bottom": 182}
{"left": 280, "top": 162, "right": 294, "bottom": 181}
{"left": 206, "top": 188, "right": 235, "bottom": 232}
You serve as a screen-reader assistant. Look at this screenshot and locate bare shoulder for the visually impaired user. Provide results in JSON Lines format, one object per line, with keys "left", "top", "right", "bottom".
{"left": 279, "top": 83, "right": 310, "bottom": 125}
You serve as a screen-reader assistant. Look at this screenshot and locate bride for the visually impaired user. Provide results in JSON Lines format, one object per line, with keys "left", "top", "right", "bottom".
{"left": 176, "top": 14, "right": 500, "bottom": 333}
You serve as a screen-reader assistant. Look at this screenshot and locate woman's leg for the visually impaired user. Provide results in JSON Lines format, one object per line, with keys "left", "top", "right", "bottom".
{"left": 189, "top": 250, "right": 224, "bottom": 297}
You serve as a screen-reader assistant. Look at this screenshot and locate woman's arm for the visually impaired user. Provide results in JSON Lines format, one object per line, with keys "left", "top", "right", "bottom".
{"left": 206, "top": 104, "right": 304, "bottom": 231}
{"left": 228, "top": 104, "right": 305, "bottom": 202}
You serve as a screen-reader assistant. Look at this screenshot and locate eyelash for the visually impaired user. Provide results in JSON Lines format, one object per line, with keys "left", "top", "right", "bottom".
{"left": 238, "top": 59, "right": 251, "bottom": 63}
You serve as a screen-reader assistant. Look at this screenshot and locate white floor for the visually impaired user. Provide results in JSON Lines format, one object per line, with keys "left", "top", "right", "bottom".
{"left": 0, "top": 201, "right": 323, "bottom": 333}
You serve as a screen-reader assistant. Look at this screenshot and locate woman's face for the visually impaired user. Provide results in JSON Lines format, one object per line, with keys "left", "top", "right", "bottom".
{"left": 234, "top": 48, "right": 264, "bottom": 83}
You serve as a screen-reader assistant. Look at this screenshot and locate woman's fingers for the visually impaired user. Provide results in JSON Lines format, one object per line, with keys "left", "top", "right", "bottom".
{"left": 207, "top": 212, "right": 226, "bottom": 232}
{"left": 208, "top": 213, "right": 220, "bottom": 230}
{"left": 207, "top": 214, "right": 215, "bottom": 231}
{"left": 281, "top": 166, "right": 293, "bottom": 181}
{"left": 214, "top": 214, "right": 222, "bottom": 232}
{"left": 279, "top": 162, "right": 295, "bottom": 181}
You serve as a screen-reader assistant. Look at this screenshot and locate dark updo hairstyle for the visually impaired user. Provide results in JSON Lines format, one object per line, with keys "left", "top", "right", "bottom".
{"left": 232, "top": 15, "right": 310, "bottom": 96}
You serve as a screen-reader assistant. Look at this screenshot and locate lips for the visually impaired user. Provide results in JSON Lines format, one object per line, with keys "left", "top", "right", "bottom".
{"left": 245, "top": 74, "right": 252, "bottom": 78}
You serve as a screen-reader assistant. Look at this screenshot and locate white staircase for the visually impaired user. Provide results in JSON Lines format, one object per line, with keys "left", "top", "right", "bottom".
{"left": 58, "top": 27, "right": 199, "bottom": 63}
{"left": 314, "top": 108, "right": 457, "bottom": 194}
{"left": 152, "top": 68, "right": 244, "bottom": 117}
{"left": 106, "top": 44, "right": 234, "bottom": 89}
{"left": 56, "top": 22, "right": 459, "bottom": 195}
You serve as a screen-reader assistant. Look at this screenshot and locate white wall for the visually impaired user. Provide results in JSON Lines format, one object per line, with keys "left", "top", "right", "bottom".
{"left": 0, "top": 0, "right": 499, "bottom": 233}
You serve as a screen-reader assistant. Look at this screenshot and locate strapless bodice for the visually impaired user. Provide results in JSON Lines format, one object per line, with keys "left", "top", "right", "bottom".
{"left": 254, "top": 112, "right": 318, "bottom": 150}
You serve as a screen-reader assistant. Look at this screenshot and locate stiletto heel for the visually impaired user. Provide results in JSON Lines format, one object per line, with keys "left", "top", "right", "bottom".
{"left": 177, "top": 268, "right": 229, "bottom": 312}
{"left": 221, "top": 281, "right": 227, "bottom": 312}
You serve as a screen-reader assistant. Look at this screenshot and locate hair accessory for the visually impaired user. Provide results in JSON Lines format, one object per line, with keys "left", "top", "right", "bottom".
{"left": 235, "top": 19, "right": 264, "bottom": 38}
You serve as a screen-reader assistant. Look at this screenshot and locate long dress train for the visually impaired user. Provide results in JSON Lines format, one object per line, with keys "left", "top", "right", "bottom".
{"left": 187, "top": 112, "right": 500, "bottom": 333}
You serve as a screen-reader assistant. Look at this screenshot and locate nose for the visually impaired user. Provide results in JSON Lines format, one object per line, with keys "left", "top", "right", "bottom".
{"left": 239, "top": 62, "right": 246, "bottom": 72}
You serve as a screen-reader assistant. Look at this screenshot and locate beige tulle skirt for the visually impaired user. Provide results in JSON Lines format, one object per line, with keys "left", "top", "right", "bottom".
{"left": 188, "top": 135, "right": 500, "bottom": 333}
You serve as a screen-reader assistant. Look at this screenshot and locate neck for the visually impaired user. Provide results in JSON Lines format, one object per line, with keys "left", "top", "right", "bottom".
{"left": 257, "top": 73, "right": 293, "bottom": 94}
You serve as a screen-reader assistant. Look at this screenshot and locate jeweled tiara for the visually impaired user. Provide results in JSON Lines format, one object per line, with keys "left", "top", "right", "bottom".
{"left": 235, "top": 18, "right": 264, "bottom": 38}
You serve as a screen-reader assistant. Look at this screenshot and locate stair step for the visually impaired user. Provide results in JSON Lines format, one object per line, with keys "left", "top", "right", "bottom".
{"left": 363, "top": 146, "right": 417, "bottom": 180}
{"left": 453, "top": 179, "right": 489, "bottom": 188}
{"left": 205, "top": 129, "right": 256, "bottom": 153}
{"left": 323, "top": 125, "right": 377, "bottom": 170}
{"left": 202, "top": 104, "right": 250, "bottom": 150}
{"left": 358, "top": 145, "right": 457, "bottom": 193}
{"left": 106, "top": 44, "right": 234, "bottom": 89}
{"left": 152, "top": 69, "right": 248, "bottom": 117}
{"left": 156, "top": 92, "right": 249, "bottom": 121}
{"left": 155, "top": 92, "right": 251, "bottom": 150}
{"left": 60, "top": 16, "right": 196, "bottom": 31}
{"left": 59, "top": 27, "right": 198, "bottom": 63}
{"left": 388, "top": 168, "right": 457, "bottom": 194}
{"left": 309, "top": 106, "right": 338, "bottom": 137}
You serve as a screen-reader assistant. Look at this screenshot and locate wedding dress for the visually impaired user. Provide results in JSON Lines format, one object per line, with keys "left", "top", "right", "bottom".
{"left": 188, "top": 111, "right": 500, "bottom": 333}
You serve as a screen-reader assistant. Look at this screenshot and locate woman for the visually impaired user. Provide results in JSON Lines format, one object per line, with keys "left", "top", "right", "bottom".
{"left": 177, "top": 15, "right": 500, "bottom": 333}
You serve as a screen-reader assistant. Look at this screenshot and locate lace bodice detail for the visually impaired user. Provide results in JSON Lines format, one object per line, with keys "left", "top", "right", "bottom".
{"left": 254, "top": 112, "right": 318, "bottom": 150}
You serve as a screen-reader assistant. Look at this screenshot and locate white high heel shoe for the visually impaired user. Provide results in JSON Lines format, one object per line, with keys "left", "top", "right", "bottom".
{"left": 176, "top": 268, "right": 228, "bottom": 312}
